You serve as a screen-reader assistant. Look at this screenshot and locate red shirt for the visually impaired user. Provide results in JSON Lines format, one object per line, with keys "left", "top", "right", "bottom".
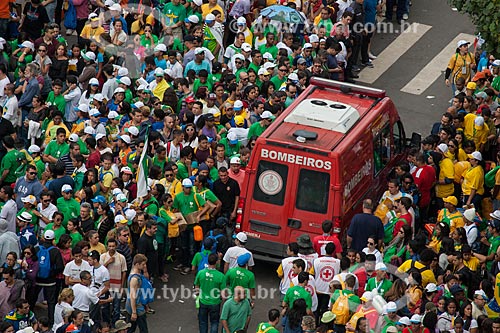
{"left": 312, "top": 234, "right": 342, "bottom": 257}
{"left": 412, "top": 165, "right": 436, "bottom": 207}
{"left": 393, "top": 212, "right": 412, "bottom": 236}
{"left": 86, "top": 150, "right": 101, "bottom": 169}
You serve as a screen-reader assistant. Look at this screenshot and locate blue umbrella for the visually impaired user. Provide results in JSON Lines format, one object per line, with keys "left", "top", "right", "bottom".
{"left": 260, "top": 5, "right": 305, "bottom": 24}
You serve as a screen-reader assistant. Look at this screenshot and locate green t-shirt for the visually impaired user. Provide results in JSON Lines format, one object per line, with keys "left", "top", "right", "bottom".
{"left": 365, "top": 277, "right": 393, "bottom": 297}
{"left": 34, "top": 157, "right": 45, "bottom": 180}
{"left": 163, "top": 2, "right": 186, "bottom": 26}
{"left": 220, "top": 298, "right": 252, "bottom": 333}
{"left": 46, "top": 92, "right": 66, "bottom": 113}
{"left": 284, "top": 285, "right": 312, "bottom": 310}
{"left": 259, "top": 44, "right": 278, "bottom": 59}
{"left": 73, "top": 170, "right": 85, "bottom": 192}
{"left": 45, "top": 140, "right": 69, "bottom": 160}
{"left": 152, "top": 156, "right": 167, "bottom": 173}
{"left": 140, "top": 34, "right": 159, "bottom": 48}
{"left": 0, "top": 150, "right": 20, "bottom": 183}
{"left": 69, "top": 231, "right": 83, "bottom": 248}
{"left": 56, "top": 197, "right": 81, "bottom": 227}
{"left": 191, "top": 249, "right": 212, "bottom": 270}
{"left": 194, "top": 268, "right": 226, "bottom": 305}
{"left": 142, "top": 197, "right": 159, "bottom": 216}
{"left": 172, "top": 191, "right": 206, "bottom": 216}
{"left": 17, "top": 208, "right": 39, "bottom": 228}
{"left": 270, "top": 75, "right": 287, "bottom": 90}
{"left": 209, "top": 167, "right": 219, "bottom": 181}
{"left": 176, "top": 161, "right": 189, "bottom": 180}
{"left": 248, "top": 122, "right": 267, "bottom": 138}
{"left": 193, "top": 79, "right": 213, "bottom": 96}
{"left": 77, "top": 138, "right": 89, "bottom": 155}
{"left": 155, "top": 215, "right": 168, "bottom": 244}
{"left": 225, "top": 267, "right": 256, "bottom": 294}
{"left": 488, "top": 236, "right": 500, "bottom": 270}
{"left": 44, "top": 223, "right": 67, "bottom": 244}
{"left": 219, "top": 138, "right": 241, "bottom": 157}
{"left": 256, "top": 322, "right": 279, "bottom": 333}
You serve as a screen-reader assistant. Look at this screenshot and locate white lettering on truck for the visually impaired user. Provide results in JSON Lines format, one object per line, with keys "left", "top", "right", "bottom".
{"left": 260, "top": 148, "right": 332, "bottom": 170}
{"left": 343, "top": 160, "right": 372, "bottom": 198}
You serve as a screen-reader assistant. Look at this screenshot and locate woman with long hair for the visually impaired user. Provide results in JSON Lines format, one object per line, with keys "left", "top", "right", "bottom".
{"left": 49, "top": 43, "right": 68, "bottom": 82}
{"left": 95, "top": 203, "right": 114, "bottom": 244}
{"left": 182, "top": 123, "right": 199, "bottom": 148}
{"left": 385, "top": 279, "right": 408, "bottom": 311}
{"left": 451, "top": 227, "right": 467, "bottom": 252}
{"left": 458, "top": 302, "right": 478, "bottom": 333}
{"left": 283, "top": 298, "right": 307, "bottom": 333}
{"left": 55, "top": 234, "right": 73, "bottom": 293}
{"left": 79, "top": 77, "right": 100, "bottom": 106}
{"left": 437, "top": 298, "right": 459, "bottom": 332}
{"left": 428, "top": 222, "right": 450, "bottom": 254}
{"left": 67, "top": 218, "right": 84, "bottom": 248}
{"left": 384, "top": 224, "right": 412, "bottom": 265}
{"left": 21, "top": 245, "right": 38, "bottom": 312}
{"left": 0, "top": 322, "right": 14, "bottom": 333}
{"left": 438, "top": 236, "right": 455, "bottom": 270}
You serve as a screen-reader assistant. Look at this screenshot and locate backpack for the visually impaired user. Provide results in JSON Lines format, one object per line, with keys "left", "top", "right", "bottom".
{"left": 331, "top": 290, "right": 354, "bottom": 325}
{"left": 37, "top": 245, "right": 55, "bottom": 279}
{"left": 130, "top": 274, "right": 154, "bottom": 305}
{"left": 256, "top": 323, "right": 276, "bottom": 333}
{"left": 201, "top": 231, "right": 224, "bottom": 254}
{"left": 485, "top": 165, "right": 500, "bottom": 188}
{"left": 197, "top": 251, "right": 210, "bottom": 272}
{"left": 64, "top": 0, "right": 77, "bottom": 30}
{"left": 440, "top": 208, "right": 462, "bottom": 227}
{"left": 98, "top": 167, "right": 114, "bottom": 182}
{"left": 466, "top": 224, "right": 482, "bottom": 252}
{"left": 408, "top": 260, "right": 429, "bottom": 276}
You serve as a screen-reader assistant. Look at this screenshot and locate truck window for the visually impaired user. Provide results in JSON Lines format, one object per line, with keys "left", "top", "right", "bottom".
{"left": 253, "top": 161, "right": 288, "bottom": 205}
{"left": 373, "top": 125, "right": 391, "bottom": 174}
{"left": 393, "top": 121, "right": 404, "bottom": 154}
{"left": 296, "top": 169, "right": 330, "bottom": 214}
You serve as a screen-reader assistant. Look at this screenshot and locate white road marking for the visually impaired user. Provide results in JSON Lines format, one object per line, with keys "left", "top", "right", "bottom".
{"left": 358, "top": 23, "right": 432, "bottom": 84}
{"left": 400, "top": 33, "right": 476, "bottom": 95}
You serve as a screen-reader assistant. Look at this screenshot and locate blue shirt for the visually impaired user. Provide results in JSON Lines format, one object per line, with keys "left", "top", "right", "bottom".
{"left": 364, "top": 0, "right": 378, "bottom": 25}
{"left": 111, "top": 16, "right": 128, "bottom": 34}
{"left": 184, "top": 59, "right": 211, "bottom": 77}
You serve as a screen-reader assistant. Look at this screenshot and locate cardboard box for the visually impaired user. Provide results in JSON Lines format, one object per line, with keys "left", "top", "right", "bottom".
{"left": 174, "top": 213, "right": 188, "bottom": 232}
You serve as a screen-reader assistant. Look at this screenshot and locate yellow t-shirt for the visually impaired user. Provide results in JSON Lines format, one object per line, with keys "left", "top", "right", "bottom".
{"left": 462, "top": 165, "right": 485, "bottom": 196}
{"left": 464, "top": 256, "right": 480, "bottom": 272}
{"left": 90, "top": 242, "right": 106, "bottom": 254}
{"left": 437, "top": 208, "right": 464, "bottom": 233}
{"left": 80, "top": 25, "right": 105, "bottom": 41}
{"left": 463, "top": 113, "right": 489, "bottom": 148}
{"left": 454, "top": 161, "right": 471, "bottom": 183}
{"left": 447, "top": 52, "right": 475, "bottom": 83}
{"left": 436, "top": 158, "right": 455, "bottom": 198}
{"left": 495, "top": 166, "right": 500, "bottom": 200}
{"left": 201, "top": 4, "right": 225, "bottom": 21}
{"left": 397, "top": 259, "right": 436, "bottom": 287}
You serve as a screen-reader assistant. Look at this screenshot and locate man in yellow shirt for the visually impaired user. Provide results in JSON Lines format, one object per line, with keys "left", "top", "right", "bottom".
{"left": 201, "top": 0, "right": 224, "bottom": 21}
{"left": 463, "top": 114, "right": 489, "bottom": 151}
{"left": 462, "top": 245, "right": 480, "bottom": 272}
{"left": 462, "top": 151, "right": 485, "bottom": 207}
{"left": 80, "top": 13, "right": 105, "bottom": 43}
{"left": 435, "top": 143, "right": 455, "bottom": 207}
{"left": 437, "top": 196, "right": 464, "bottom": 233}
{"left": 397, "top": 249, "right": 437, "bottom": 287}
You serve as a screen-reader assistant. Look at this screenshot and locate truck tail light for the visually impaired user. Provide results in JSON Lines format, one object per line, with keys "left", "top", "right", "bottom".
{"left": 235, "top": 198, "right": 245, "bottom": 231}
{"left": 333, "top": 217, "right": 342, "bottom": 234}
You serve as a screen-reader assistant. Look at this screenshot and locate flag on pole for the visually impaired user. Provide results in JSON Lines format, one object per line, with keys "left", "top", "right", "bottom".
{"left": 136, "top": 130, "right": 149, "bottom": 198}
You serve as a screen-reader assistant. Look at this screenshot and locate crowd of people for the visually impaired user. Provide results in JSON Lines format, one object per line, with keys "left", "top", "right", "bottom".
{"left": 2, "top": 0, "right": 500, "bottom": 332}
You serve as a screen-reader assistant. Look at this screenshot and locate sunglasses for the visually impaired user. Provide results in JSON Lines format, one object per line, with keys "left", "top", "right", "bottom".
{"left": 28, "top": 172, "right": 37, "bottom": 175}
{"left": 38, "top": 49, "right": 46, "bottom": 52}
{"left": 167, "top": 200, "right": 173, "bottom": 204}
{"left": 166, "top": 174, "right": 174, "bottom": 177}
{"left": 24, "top": 252, "right": 31, "bottom": 255}
{"left": 367, "top": 242, "right": 374, "bottom": 245}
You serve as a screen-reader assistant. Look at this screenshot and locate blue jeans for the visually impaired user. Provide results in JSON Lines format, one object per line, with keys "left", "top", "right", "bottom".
{"left": 198, "top": 303, "right": 220, "bottom": 333}
{"left": 127, "top": 313, "right": 148, "bottom": 333}
{"left": 180, "top": 228, "right": 195, "bottom": 267}
{"left": 0, "top": 19, "right": 8, "bottom": 39}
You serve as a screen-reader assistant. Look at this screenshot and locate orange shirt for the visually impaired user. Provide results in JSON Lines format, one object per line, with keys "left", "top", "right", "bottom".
{"left": 0, "top": 0, "right": 13, "bottom": 20}
{"left": 119, "top": 147, "right": 132, "bottom": 167}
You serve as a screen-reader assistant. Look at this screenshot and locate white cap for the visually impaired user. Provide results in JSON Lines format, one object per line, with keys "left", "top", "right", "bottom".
{"left": 469, "top": 151, "right": 482, "bottom": 161}
{"left": 361, "top": 291, "right": 374, "bottom": 302}
{"left": 457, "top": 40, "right": 469, "bottom": 48}
{"left": 410, "top": 314, "right": 422, "bottom": 324}
{"left": 263, "top": 62, "right": 276, "bottom": 71}
{"left": 117, "top": 67, "right": 129, "bottom": 77}
{"left": 108, "top": 111, "right": 119, "bottom": 119}
{"left": 121, "top": 166, "right": 133, "bottom": 174}
{"left": 154, "top": 67, "right": 164, "bottom": 76}
{"left": 76, "top": 104, "right": 89, "bottom": 113}
{"left": 425, "top": 283, "right": 438, "bottom": 293}
{"left": 164, "top": 68, "right": 173, "bottom": 77}
{"left": 187, "top": 15, "right": 199, "bottom": 24}
{"left": 89, "top": 78, "right": 99, "bottom": 86}
{"left": 309, "top": 34, "right": 319, "bottom": 43}
{"left": 235, "top": 232, "right": 247, "bottom": 242}
{"left": 263, "top": 52, "right": 274, "bottom": 60}
{"left": 96, "top": 133, "right": 107, "bottom": 141}
{"left": 116, "top": 193, "right": 127, "bottom": 202}
{"left": 132, "top": 101, "right": 144, "bottom": 109}
{"left": 261, "top": 110, "right": 275, "bottom": 120}
{"left": 397, "top": 317, "right": 411, "bottom": 326}
{"left": 193, "top": 0, "right": 202, "bottom": 5}
{"left": 195, "top": 47, "right": 205, "bottom": 55}
{"left": 227, "top": 131, "right": 238, "bottom": 144}
{"left": 257, "top": 68, "right": 266, "bottom": 75}
{"left": 463, "top": 207, "right": 476, "bottom": 221}
{"left": 437, "top": 143, "right": 448, "bottom": 154}
{"left": 237, "top": 16, "right": 247, "bottom": 25}
{"left": 241, "top": 43, "right": 252, "bottom": 52}
{"left": 0, "top": 37, "right": 5, "bottom": 50}
{"left": 69, "top": 133, "right": 79, "bottom": 142}
{"left": 93, "top": 93, "right": 104, "bottom": 102}
{"left": 82, "top": 51, "right": 96, "bottom": 62}
{"left": 109, "top": 3, "right": 122, "bottom": 11}
{"left": 475, "top": 115, "right": 485, "bottom": 126}
{"left": 18, "top": 211, "right": 33, "bottom": 222}
{"left": 84, "top": 126, "right": 96, "bottom": 135}
{"left": 28, "top": 145, "right": 40, "bottom": 153}
{"left": 288, "top": 73, "right": 299, "bottom": 81}
{"left": 114, "top": 215, "right": 126, "bottom": 224}
{"left": 44, "top": 229, "right": 55, "bottom": 240}
{"left": 182, "top": 178, "right": 193, "bottom": 187}
{"left": 21, "top": 195, "right": 36, "bottom": 205}
{"left": 474, "top": 290, "right": 488, "bottom": 300}
{"left": 137, "top": 84, "right": 147, "bottom": 91}
{"left": 20, "top": 41, "right": 35, "bottom": 52}
{"left": 303, "top": 42, "right": 313, "bottom": 49}
{"left": 205, "top": 13, "right": 216, "bottom": 21}
{"left": 375, "top": 262, "right": 387, "bottom": 271}
{"left": 127, "top": 126, "right": 139, "bottom": 136}
{"left": 118, "top": 134, "right": 131, "bottom": 144}
{"left": 230, "top": 156, "right": 241, "bottom": 164}
{"left": 118, "top": 76, "right": 131, "bottom": 86}
{"left": 61, "top": 184, "right": 73, "bottom": 193}
{"left": 125, "top": 209, "right": 136, "bottom": 220}
{"left": 89, "top": 108, "right": 101, "bottom": 117}
{"left": 104, "top": 0, "right": 115, "bottom": 6}
{"left": 88, "top": 12, "right": 99, "bottom": 20}
{"left": 112, "top": 188, "right": 123, "bottom": 196}
{"left": 154, "top": 43, "right": 167, "bottom": 52}
{"left": 493, "top": 60, "right": 500, "bottom": 67}
{"left": 233, "top": 53, "right": 245, "bottom": 61}
{"left": 234, "top": 100, "right": 244, "bottom": 109}
{"left": 385, "top": 302, "right": 397, "bottom": 313}
{"left": 113, "top": 87, "right": 125, "bottom": 94}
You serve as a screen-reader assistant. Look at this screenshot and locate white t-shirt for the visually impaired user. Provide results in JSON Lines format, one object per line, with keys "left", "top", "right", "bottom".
{"left": 63, "top": 260, "right": 92, "bottom": 284}
{"left": 37, "top": 203, "right": 58, "bottom": 230}
{"left": 362, "top": 247, "right": 383, "bottom": 264}
{"left": 228, "top": 127, "right": 249, "bottom": 147}
{"left": 90, "top": 264, "right": 110, "bottom": 295}
{"left": 278, "top": 256, "right": 307, "bottom": 295}
{"left": 223, "top": 246, "right": 255, "bottom": 270}
{"left": 2, "top": 95, "right": 19, "bottom": 126}
{"left": 0, "top": 77, "right": 10, "bottom": 98}
{"left": 72, "top": 283, "right": 99, "bottom": 311}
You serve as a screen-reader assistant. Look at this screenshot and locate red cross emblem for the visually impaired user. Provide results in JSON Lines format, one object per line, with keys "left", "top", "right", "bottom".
{"left": 320, "top": 266, "right": 334, "bottom": 282}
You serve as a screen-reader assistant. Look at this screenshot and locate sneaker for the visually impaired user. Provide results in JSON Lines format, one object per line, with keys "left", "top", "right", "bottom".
{"left": 146, "top": 307, "right": 155, "bottom": 314}
{"left": 66, "top": 29, "right": 73, "bottom": 36}
{"left": 369, "top": 52, "right": 377, "bottom": 60}
{"left": 352, "top": 65, "right": 361, "bottom": 72}
{"left": 160, "top": 274, "right": 169, "bottom": 283}
{"left": 349, "top": 72, "right": 359, "bottom": 78}
{"left": 402, "top": 13, "right": 409, "bottom": 20}
{"left": 180, "top": 267, "right": 191, "bottom": 275}
{"left": 361, "top": 61, "right": 374, "bottom": 68}
{"left": 173, "top": 264, "right": 183, "bottom": 271}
